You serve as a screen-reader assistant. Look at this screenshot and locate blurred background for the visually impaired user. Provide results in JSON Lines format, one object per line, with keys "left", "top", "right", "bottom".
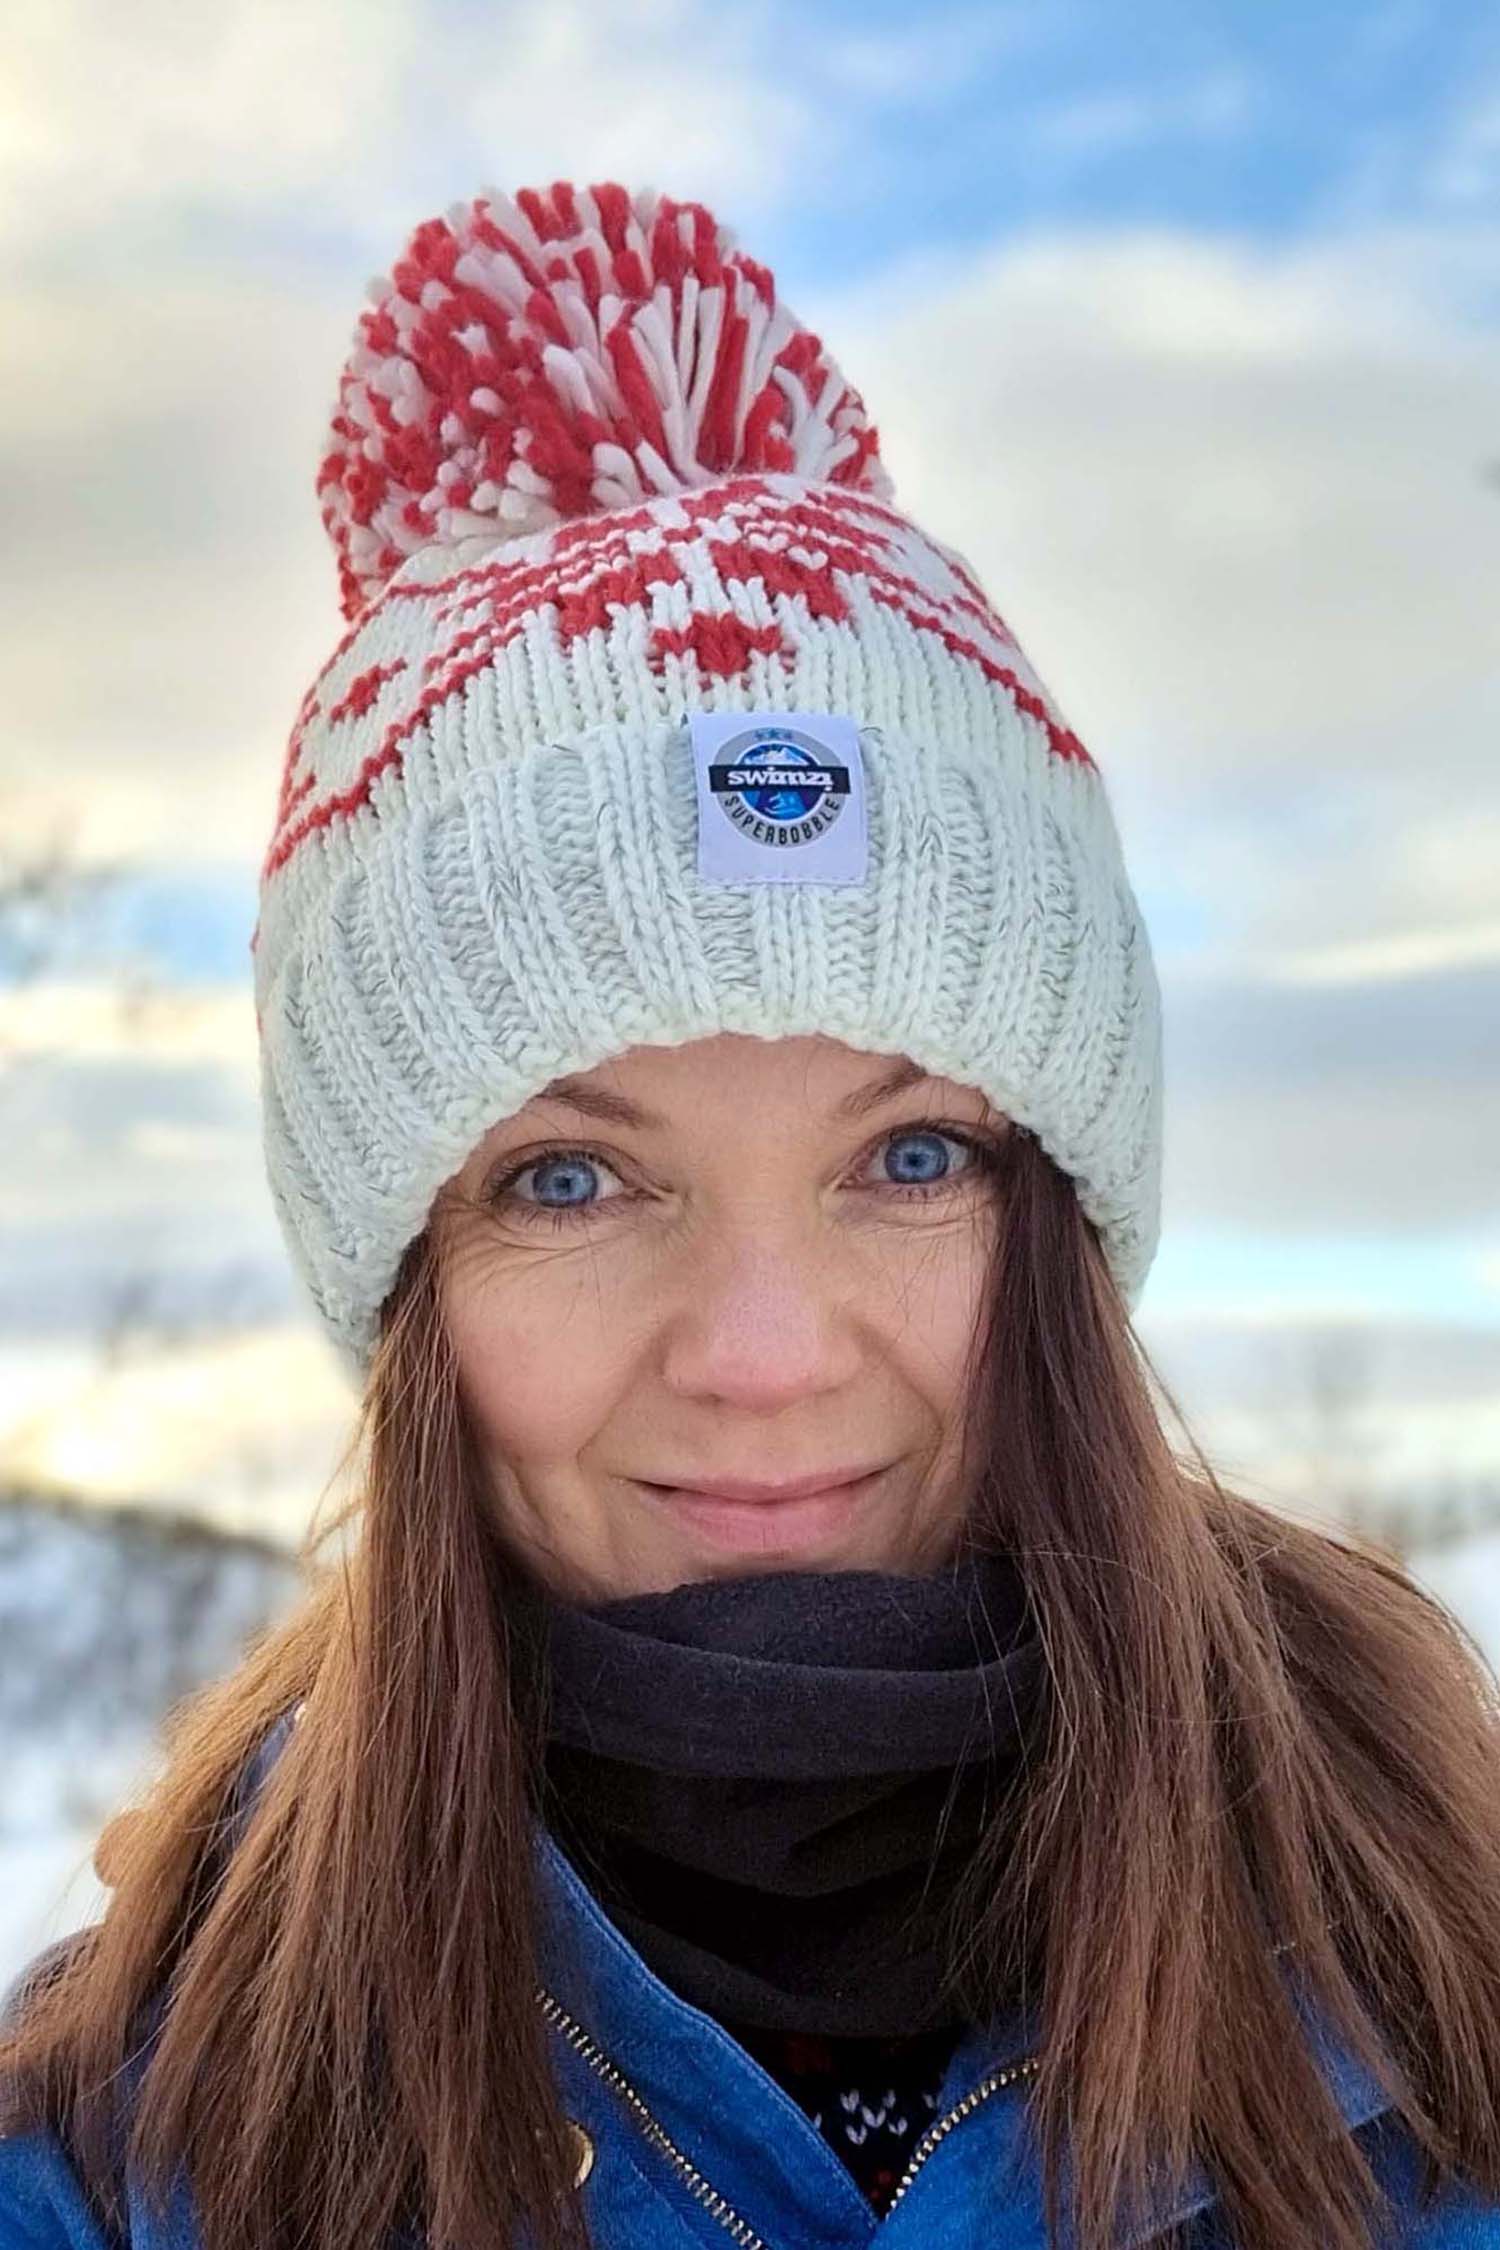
{"left": 3, "top": 0, "right": 1498, "bottom": 1992}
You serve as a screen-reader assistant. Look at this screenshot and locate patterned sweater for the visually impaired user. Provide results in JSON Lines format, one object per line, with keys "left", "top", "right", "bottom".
{"left": 721, "top": 2018, "right": 963, "bottom": 2216}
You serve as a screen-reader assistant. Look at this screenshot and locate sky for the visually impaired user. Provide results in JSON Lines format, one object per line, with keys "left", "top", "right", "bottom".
{"left": 2, "top": 0, "right": 1498, "bottom": 1520}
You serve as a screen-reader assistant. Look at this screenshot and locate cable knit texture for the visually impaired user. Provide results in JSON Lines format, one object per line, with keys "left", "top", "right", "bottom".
{"left": 250, "top": 180, "right": 1164, "bottom": 1382}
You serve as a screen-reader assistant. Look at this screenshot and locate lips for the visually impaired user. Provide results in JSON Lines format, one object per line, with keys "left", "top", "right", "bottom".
{"left": 635, "top": 1464, "right": 890, "bottom": 1556}
{"left": 643, "top": 1464, "right": 891, "bottom": 1506}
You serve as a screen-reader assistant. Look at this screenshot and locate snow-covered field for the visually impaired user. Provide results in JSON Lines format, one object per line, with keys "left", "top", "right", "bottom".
{"left": 0, "top": 1493, "right": 301, "bottom": 1997}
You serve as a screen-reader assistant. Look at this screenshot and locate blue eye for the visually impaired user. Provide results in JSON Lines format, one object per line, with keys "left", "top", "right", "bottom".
{"left": 494, "top": 1152, "right": 620, "bottom": 1224}
{"left": 881, "top": 1134, "right": 962, "bottom": 1188}
{"left": 531, "top": 1156, "right": 597, "bottom": 1207}
{"left": 872, "top": 1120, "right": 989, "bottom": 1197}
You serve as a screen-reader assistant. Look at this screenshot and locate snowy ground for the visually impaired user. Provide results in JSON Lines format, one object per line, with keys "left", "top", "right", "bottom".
{"left": 0, "top": 1492, "right": 300, "bottom": 1998}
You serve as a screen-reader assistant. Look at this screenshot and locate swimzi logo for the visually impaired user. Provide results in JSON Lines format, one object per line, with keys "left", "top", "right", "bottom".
{"left": 689, "top": 708, "right": 869, "bottom": 886}
{"left": 706, "top": 727, "right": 852, "bottom": 848}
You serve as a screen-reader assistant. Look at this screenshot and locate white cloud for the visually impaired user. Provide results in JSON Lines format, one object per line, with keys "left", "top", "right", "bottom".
{"left": 1023, "top": 66, "right": 1261, "bottom": 169}
{"left": 0, "top": 0, "right": 841, "bottom": 863}
{"left": 0, "top": 0, "right": 417, "bottom": 249}
{"left": 0, "top": 986, "right": 281, "bottom": 1343}
{"left": 1158, "top": 953, "right": 1498, "bottom": 1239}
{"left": 0, "top": 0, "right": 824, "bottom": 270}
{"left": 0, "top": 984, "right": 256, "bottom": 1071}
{"left": 824, "top": 219, "right": 1500, "bottom": 962}
{"left": 0, "top": 267, "right": 348, "bottom": 861}
{"left": 1252, "top": 920, "right": 1500, "bottom": 988}
{"left": 445, "top": 0, "right": 820, "bottom": 224}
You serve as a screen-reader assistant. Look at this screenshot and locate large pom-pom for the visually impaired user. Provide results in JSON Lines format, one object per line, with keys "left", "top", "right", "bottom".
{"left": 317, "top": 180, "right": 897, "bottom": 620}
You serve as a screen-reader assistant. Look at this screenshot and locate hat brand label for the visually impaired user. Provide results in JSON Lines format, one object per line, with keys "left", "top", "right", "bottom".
{"left": 689, "top": 710, "right": 869, "bottom": 884}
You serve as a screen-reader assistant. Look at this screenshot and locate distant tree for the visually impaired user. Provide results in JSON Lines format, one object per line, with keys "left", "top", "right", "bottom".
{"left": 1302, "top": 1323, "right": 1379, "bottom": 1520}
{"left": 1259, "top": 1320, "right": 1381, "bottom": 1531}
{"left": 0, "top": 816, "right": 129, "bottom": 990}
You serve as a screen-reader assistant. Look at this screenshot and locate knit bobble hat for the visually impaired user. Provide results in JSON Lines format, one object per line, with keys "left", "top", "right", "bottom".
{"left": 251, "top": 179, "right": 1164, "bottom": 1384}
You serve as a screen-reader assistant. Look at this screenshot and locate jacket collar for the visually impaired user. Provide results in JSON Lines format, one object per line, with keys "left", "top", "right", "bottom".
{"left": 533, "top": 1821, "right": 886, "bottom": 2245}
{"left": 533, "top": 1818, "right": 1399, "bottom": 2246}
{"left": 229, "top": 1717, "right": 1400, "bottom": 2245}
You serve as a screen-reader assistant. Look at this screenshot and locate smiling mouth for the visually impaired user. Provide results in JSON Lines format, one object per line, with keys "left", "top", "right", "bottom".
{"left": 644, "top": 1463, "right": 890, "bottom": 1503}
{"left": 634, "top": 1465, "right": 891, "bottom": 1554}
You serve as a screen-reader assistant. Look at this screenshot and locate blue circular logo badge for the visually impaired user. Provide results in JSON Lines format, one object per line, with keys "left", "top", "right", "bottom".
{"left": 705, "top": 727, "right": 853, "bottom": 849}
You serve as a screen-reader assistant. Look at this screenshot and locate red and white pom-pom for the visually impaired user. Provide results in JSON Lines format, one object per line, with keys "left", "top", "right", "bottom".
{"left": 317, "top": 180, "right": 897, "bottom": 620}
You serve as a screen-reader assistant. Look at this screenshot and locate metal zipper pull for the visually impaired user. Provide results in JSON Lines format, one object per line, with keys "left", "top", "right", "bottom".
{"left": 567, "top": 2121, "right": 595, "bottom": 2187}
{"left": 538, "top": 1986, "right": 771, "bottom": 2246}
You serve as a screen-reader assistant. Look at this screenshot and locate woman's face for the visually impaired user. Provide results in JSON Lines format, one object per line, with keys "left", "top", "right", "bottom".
{"left": 435, "top": 1034, "right": 1010, "bottom": 1600}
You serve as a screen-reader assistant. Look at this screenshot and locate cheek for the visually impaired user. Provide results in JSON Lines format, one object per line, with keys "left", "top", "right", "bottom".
{"left": 865, "top": 1221, "right": 991, "bottom": 1407}
{"left": 444, "top": 1249, "right": 640, "bottom": 1468}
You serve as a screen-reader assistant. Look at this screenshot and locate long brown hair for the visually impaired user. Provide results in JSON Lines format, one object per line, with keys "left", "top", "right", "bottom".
{"left": 5, "top": 1120, "right": 1500, "bottom": 2250}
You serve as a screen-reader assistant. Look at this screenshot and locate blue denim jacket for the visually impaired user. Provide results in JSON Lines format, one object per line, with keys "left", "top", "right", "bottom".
{"left": 4, "top": 1720, "right": 1498, "bottom": 2247}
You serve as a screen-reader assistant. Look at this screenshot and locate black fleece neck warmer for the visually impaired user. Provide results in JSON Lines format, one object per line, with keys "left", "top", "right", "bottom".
{"left": 512, "top": 1548, "right": 1047, "bottom": 2037}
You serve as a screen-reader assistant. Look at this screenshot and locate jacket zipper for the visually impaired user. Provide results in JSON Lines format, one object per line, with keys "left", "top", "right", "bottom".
{"left": 537, "top": 1983, "right": 1039, "bottom": 2241}
{"left": 880, "top": 2049, "right": 1041, "bottom": 2217}
{"left": 537, "top": 1986, "right": 770, "bottom": 2246}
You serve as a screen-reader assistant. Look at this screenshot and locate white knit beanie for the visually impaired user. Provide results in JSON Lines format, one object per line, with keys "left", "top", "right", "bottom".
{"left": 250, "top": 178, "right": 1164, "bottom": 1384}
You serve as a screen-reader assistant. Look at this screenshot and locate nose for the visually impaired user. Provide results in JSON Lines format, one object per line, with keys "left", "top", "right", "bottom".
{"left": 657, "top": 1230, "right": 864, "bottom": 1413}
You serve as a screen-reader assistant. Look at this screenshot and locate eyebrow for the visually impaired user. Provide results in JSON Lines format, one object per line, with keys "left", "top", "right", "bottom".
{"left": 535, "top": 1055, "right": 934, "bottom": 1131}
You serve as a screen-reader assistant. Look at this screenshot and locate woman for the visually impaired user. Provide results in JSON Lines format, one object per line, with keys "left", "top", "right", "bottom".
{"left": 3, "top": 177, "right": 1500, "bottom": 2250}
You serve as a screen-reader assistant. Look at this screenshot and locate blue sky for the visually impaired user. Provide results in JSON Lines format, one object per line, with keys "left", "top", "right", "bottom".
{"left": 762, "top": 0, "right": 1500, "bottom": 277}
